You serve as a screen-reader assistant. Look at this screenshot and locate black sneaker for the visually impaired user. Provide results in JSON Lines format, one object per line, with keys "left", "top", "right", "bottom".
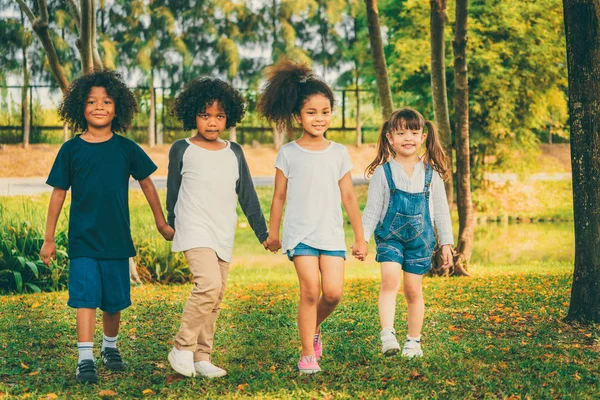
{"left": 101, "top": 347, "right": 126, "bottom": 371}
{"left": 75, "top": 359, "right": 98, "bottom": 384}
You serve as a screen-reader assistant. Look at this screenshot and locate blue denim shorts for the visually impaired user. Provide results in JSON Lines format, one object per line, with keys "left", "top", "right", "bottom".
{"left": 68, "top": 257, "right": 131, "bottom": 313}
{"left": 286, "top": 242, "right": 346, "bottom": 261}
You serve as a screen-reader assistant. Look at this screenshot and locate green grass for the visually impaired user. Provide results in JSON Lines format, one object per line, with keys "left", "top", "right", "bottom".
{"left": 0, "top": 262, "right": 598, "bottom": 399}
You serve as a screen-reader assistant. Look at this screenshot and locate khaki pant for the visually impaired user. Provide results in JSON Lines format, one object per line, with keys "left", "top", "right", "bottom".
{"left": 174, "top": 248, "right": 229, "bottom": 362}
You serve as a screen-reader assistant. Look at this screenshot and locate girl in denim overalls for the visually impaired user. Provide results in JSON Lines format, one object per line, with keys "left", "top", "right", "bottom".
{"left": 362, "top": 108, "right": 454, "bottom": 358}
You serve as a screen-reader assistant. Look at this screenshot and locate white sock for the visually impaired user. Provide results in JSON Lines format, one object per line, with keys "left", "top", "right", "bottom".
{"left": 381, "top": 327, "right": 395, "bottom": 336}
{"left": 102, "top": 334, "right": 118, "bottom": 351}
{"left": 407, "top": 335, "right": 421, "bottom": 342}
{"left": 77, "top": 342, "right": 94, "bottom": 363}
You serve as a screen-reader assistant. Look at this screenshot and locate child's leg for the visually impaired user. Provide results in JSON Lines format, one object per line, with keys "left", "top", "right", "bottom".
{"left": 379, "top": 262, "right": 402, "bottom": 329}
{"left": 294, "top": 256, "right": 321, "bottom": 357}
{"left": 315, "top": 255, "right": 344, "bottom": 330}
{"left": 175, "top": 248, "right": 223, "bottom": 354}
{"left": 403, "top": 271, "right": 424, "bottom": 338}
{"left": 76, "top": 308, "right": 97, "bottom": 342}
{"left": 102, "top": 311, "right": 120, "bottom": 337}
{"left": 195, "top": 257, "right": 229, "bottom": 362}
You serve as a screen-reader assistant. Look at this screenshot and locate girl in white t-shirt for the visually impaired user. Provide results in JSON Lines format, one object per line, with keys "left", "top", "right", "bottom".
{"left": 258, "top": 59, "right": 368, "bottom": 374}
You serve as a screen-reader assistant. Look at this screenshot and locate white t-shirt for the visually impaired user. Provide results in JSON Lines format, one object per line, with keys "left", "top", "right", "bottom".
{"left": 275, "top": 140, "right": 353, "bottom": 252}
{"left": 172, "top": 139, "right": 239, "bottom": 262}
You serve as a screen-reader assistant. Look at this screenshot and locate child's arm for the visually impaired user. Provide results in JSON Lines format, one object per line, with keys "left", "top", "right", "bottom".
{"left": 40, "top": 188, "right": 67, "bottom": 266}
{"left": 339, "top": 172, "right": 368, "bottom": 261}
{"left": 139, "top": 177, "right": 174, "bottom": 240}
{"left": 432, "top": 173, "right": 454, "bottom": 269}
{"left": 231, "top": 143, "right": 271, "bottom": 248}
{"left": 362, "top": 167, "right": 387, "bottom": 243}
{"left": 267, "top": 168, "right": 287, "bottom": 252}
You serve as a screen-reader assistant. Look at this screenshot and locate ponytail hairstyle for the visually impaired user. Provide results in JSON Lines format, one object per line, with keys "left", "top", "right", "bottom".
{"left": 257, "top": 58, "right": 335, "bottom": 132}
{"left": 365, "top": 107, "right": 450, "bottom": 180}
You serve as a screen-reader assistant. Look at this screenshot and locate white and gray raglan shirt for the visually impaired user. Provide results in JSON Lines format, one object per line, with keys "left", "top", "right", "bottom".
{"left": 166, "top": 138, "right": 268, "bottom": 262}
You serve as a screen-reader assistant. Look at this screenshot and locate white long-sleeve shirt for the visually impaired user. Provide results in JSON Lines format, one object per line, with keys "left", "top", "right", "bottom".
{"left": 362, "top": 159, "right": 454, "bottom": 245}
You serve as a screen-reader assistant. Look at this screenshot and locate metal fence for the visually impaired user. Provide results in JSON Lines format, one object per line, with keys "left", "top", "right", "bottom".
{"left": 0, "top": 85, "right": 384, "bottom": 146}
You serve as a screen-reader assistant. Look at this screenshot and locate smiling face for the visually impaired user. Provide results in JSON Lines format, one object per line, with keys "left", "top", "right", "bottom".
{"left": 295, "top": 94, "right": 332, "bottom": 138}
{"left": 386, "top": 120, "right": 426, "bottom": 158}
{"left": 195, "top": 101, "right": 227, "bottom": 141}
{"left": 83, "top": 86, "right": 115, "bottom": 130}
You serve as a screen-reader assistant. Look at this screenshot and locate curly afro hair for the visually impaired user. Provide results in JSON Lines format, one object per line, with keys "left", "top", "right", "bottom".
{"left": 257, "top": 58, "right": 335, "bottom": 133}
{"left": 58, "top": 70, "right": 138, "bottom": 133}
{"left": 171, "top": 77, "right": 246, "bottom": 130}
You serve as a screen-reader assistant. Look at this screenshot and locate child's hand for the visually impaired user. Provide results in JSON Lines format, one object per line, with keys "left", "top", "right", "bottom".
{"left": 40, "top": 241, "right": 56, "bottom": 266}
{"left": 263, "top": 236, "right": 282, "bottom": 253}
{"left": 441, "top": 245, "right": 454, "bottom": 269}
{"left": 351, "top": 239, "right": 368, "bottom": 261}
{"left": 158, "top": 223, "right": 175, "bottom": 241}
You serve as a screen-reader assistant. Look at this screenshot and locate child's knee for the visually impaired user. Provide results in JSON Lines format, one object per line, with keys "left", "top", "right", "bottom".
{"left": 403, "top": 284, "right": 423, "bottom": 302}
{"left": 299, "top": 287, "right": 320, "bottom": 304}
{"left": 381, "top": 277, "right": 401, "bottom": 293}
{"left": 322, "top": 289, "right": 343, "bottom": 306}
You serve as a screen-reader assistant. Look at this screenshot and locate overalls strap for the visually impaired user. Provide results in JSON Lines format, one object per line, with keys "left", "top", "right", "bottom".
{"left": 424, "top": 164, "right": 433, "bottom": 199}
{"left": 383, "top": 162, "right": 397, "bottom": 192}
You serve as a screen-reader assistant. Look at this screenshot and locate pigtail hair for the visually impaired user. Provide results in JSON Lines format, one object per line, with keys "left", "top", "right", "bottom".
{"left": 257, "top": 59, "right": 312, "bottom": 133}
{"left": 423, "top": 120, "right": 450, "bottom": 180}
{"left": 365, "top": 119, "right": 396, "bottom": 178}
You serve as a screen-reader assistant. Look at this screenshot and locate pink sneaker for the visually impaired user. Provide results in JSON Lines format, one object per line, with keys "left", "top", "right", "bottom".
{"left": 313, "top": 332, "right": 323, "bottom": 360}
{"left": 297, "top": 356, "right": 321, "bottom": 374}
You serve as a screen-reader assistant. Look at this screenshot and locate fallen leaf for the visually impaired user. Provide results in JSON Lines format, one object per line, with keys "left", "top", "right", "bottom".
{"left": 237, "top": 383, "right": 249, "bottom": 391}
{"left": 21, "top": 362, "right": 29, "bottom": 369}
{"left": 28, "top": 370, "right": 40, "bottom": 376}
{"left": 142, "top": 388, "right": 156, "bottom": 396}
{"left": 99, "top": 389, "right": 117, "bottom": 397}
{"left": 445, "top": 379, "right": 457, "bottom": 386}
{"left": 165, "top": 374, "right": 184, "bottom": 385}
{"left": 46, "top": 394, "right": 58, "bottom": 400}
{"left": 408, "top": 370, "right": 427, "bottom": 381}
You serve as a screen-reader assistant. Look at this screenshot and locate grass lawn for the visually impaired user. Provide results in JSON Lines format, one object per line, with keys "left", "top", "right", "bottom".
{"left": 1, "top": 261, "right": 599, "bottom": 399}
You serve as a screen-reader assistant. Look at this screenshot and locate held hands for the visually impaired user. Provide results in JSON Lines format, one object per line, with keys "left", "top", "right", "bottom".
{"left": 158, "top": 222, "right": 175, "bottom": 241}
{"left": 40, "top": 240, "right": 56, "bottom": 266}
{"left": 440, "top": 245, "right": 454, "bottom": 270}
{"left": 263, "top": 236, "right": 282, "bottom": 253}
{"left": 351, "top": 239, "right": 368, "bottom": 261}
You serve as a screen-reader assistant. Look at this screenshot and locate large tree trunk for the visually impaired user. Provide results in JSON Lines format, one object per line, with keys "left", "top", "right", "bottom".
{"left": 430, "top": 0, "right": 454, "bottom": 210}
{"left": 355, "top": 75, "right": 362, "bottom": 147}
{"left": 21, "top": 11, "right": 30, "bottom": 149}
{"left": 563, "top": 0, "right": 600, "bottom": 324}
{"left": 364, "top": 0, "right": 393, "bottom": 119}
{"left": 274, "top": 126, "right": 284, "bottom": 150}
{"left": 451, "top": 0, "right": 473, "bottom": 276}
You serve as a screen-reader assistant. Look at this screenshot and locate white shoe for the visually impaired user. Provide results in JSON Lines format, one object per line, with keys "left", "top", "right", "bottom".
{"left": 402, "top": 339, "right": 424, "bottom": 358}
{"left": 194, "top": 361, "right": 227, "bottom": 378}
{"left": 168, "top": 347, "right": 196, "bottom": 377}
{"left": 380, "top": 328, "right": 400, "bottom": 356}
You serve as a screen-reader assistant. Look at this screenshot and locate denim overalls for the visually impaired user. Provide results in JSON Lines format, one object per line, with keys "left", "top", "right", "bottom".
{"left": 374, "top": 161, "right": 437, "bottom": 275}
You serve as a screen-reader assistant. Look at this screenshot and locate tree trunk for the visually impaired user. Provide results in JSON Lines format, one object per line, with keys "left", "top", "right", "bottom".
{"left": 274, "top": 126, "right": 284, "bottom": 150}
{"left": 80, "top": 0, "right": 95, "bottom": 74}
{"left": 21, "top": 11, "right": 30, "bottom": 149}
{"left": 563, "top": 0, "right": 600, "bottom": 324}
{"left": 355, "top": 76, "right": 362, "bottom": 147}
{"left": 451, "top": 0, "right": 473, "bottom": 276}
{"left": 63, "top": 123, "right": 69, "bottom": 142}
{"left": 430, "top": 0, "right": 454, "bottom": 210}
{"left": 16, "top": 0, "right": 69, "bottom": 92}
{"left": 149, "top": 69, "right": 156, "bottom": 147}
{"left": 229, "top": 127, "right": 237, "bottom": 143}
{"left": 364, "top": 0, "right": 394, "bottom": 119}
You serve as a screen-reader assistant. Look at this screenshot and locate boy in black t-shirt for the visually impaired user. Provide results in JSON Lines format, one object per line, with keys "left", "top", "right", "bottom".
{"left": 40, "top": 71, "right": 174, "bottom": 384}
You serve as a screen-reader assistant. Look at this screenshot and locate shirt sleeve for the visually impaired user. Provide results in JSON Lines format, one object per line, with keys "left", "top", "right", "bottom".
{"left": 274, "top": 146, "right": 289, "bottom": 177}
{"left": 362, "top": 166, "right": 387, "bottom": 243}
{"left": 130, "top": 142, "right": 158, "bottom": 181}
{"left": 166, "top": 140, "right": 187, "bottom": 229}
{"left": 431, "top": 171, "right": 454, "bottom": 245}
{"left": 46, "top": 142, "right": 71, "bottom": 190}
{"left": 232, "top": 143, "right": 269, "bottom": 243}
{"left": 338, "top": 146, "right": 353, "bottom": 180}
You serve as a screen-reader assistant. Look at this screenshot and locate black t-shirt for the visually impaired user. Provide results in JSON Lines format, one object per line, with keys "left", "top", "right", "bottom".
{"left": 46, "top": 134, "right": 157, "bottom": 259}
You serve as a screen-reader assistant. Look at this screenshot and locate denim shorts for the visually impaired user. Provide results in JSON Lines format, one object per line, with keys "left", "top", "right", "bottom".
{"left": 68, "top": 257, "right": 131, "bottom": 313}
{"left": 286, "top": 242, "right": 346, "bottom": 261}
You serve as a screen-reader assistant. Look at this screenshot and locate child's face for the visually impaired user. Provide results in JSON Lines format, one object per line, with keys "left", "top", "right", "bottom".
{"left": 195, "top": 101, "right": 227, "bottom": 141}
{"left": 386, "top": 121, "right": 426, "bottom": 158}
{"left": 84, "top": 86, "right": 115, "bottom": 130}
{"left": 295, "top": 94, "right": 332, "bottom": 138}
